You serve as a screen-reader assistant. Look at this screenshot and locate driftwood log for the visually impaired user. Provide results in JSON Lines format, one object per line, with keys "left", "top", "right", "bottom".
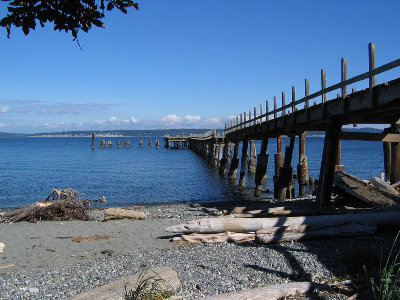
{"left": 172, "top": 232, "right": 256, "bottom": 243}
{"left": 369, "top": 177, "right": 400, "bottom": 197}
{"left": 165, "top": 211, "right": 400, "bottom": 234}
{"left": 256, "top": 222, "right": 376, "bottom": 244}
{"left": 104, "top": 207, "right": 146, "bottom": 221}
{"left": 334, "top": 171, "right": 399, "bottom": 207}
{"left": 1, "top": 188, "right": 106, "bottom": 223}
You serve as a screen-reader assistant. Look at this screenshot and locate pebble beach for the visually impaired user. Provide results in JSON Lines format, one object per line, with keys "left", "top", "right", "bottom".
{"left": 0, "top": 197, "right": 397, "bottom": 299}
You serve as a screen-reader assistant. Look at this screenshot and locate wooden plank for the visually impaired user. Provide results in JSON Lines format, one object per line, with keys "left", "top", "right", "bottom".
{"left": 339, "top": 131, "right": 400, "bottom": 142}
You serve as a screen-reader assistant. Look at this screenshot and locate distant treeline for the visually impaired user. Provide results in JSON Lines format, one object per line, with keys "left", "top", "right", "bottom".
{"left": 0, "top": 127, "right": 383, "bottom": 138}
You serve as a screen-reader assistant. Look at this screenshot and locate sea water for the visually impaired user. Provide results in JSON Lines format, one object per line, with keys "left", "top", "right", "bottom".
{"left": 0, "top": 137, "right": 383, "bottom": 208}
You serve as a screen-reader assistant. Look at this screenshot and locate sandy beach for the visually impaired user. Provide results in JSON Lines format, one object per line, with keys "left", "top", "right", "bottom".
{"left": 0, "top": 198, "right": 397, "bottom": 299}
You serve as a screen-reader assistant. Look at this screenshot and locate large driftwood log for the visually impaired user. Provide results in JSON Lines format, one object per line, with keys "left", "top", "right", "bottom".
{"left": 73, "top": 267, "right": 181, "bottom": 300}
{"left": 334, "top": 171, "right": 399, "bottom": 207}
{"left": 104, "top": 208, "right": 146, "bottom": 221}
{"left": 0, "top": 243, "right": 4, "bottom": 253}
{"left": 172, "top": 232, "right": 256, "bottom": 243}
{"left": 165, "top": 211, "right": 400, "bottom": 234}
{"left": 256, "top": 222, "right": 376, "bottom": 244}
{"left": 203, "top": 282, "right": 314, "bottom": 300}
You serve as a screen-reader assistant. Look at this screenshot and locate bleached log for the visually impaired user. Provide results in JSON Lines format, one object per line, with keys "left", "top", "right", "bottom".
{"left": 104, "top": 208, "right": 146, "bottom": 221}
{"left": 369, "top": 177, "right": 400, "bottom": 197}
{"left": 165, "top": 211, "right": 400, "bottom": 234}
{"left": 73, "top": 267, "right": 181, "bottom": 300}
{"left": 172, "top": 232, "right": 255, "bottom": 243}
{"left": 0, "top": 243, "right": 4, "bottom": 253}
{"left": 256, "top": 222, "right": 376, "bottom": 244}
{"left": 334, "top": 171, "right": 399, "bottom": 207}
{"left": 203, "top": 281, "right": 314, "bottom": 300}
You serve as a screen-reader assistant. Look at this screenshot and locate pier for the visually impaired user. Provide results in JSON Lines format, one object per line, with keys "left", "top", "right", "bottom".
{"left": 165, "top": 43, "right": 400, "bottom": 207}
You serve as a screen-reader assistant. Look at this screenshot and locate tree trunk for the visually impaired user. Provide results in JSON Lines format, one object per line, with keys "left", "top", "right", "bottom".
{"left": 172, "top": 232, "right": 255, "bottom": 243}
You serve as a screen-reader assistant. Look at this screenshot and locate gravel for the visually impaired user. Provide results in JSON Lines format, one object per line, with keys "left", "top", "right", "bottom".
{"left": 0, "top": 198, "right": 397, "bottom": 299}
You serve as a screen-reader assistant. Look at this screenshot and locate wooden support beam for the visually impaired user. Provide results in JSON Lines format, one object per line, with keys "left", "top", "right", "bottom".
{"left": 219, "top": 140, "right": 229, "bottom": 176}
{"left": 339, "top": 131, "right": 400, "bottom": 142}
{"left": 335, "top": 140, "right": 345, "bottom": 172}
{"left": 228, "top": 142, "right": 240, "bottom": 179}
{"left": 369, "top": 42, "right": 376, "bottom": 108}
{"left": 297, "top": 132, "right": 309, "bottom": 196}
{"left": 248, "top": 140, "right": 257, "bottom": 173}
{"left": 291, "top": 86, "right": 295, "bottom": 114}
{"left": 239, "top": 139, "right": 249, "bottom": 187}
{"left": 390, "top": 125, "right": 400, "bottom": 184}
{"left": 383, "top": 141, "right": 391, "bottom": 182}
{"left": 282, "top": 92, "right": 286, "bottom": 116}
{"left": 305, "top": 78, "right": 309, "bottom": 108}
{"left": 255, "top": 139, "right": 269, "bottom": 197}
{"left": 274, "top": 136, "right": 284, "bottom": 199}
{"left": 321, "top": 69, "right": 327, "bottom": 103}
{"left": 273, "top": 96, "right": 277, "bottom": 119}
{"left": 278, "top": 136, "right": 295, "bottom": 200}
{"left": 91, "top": 132, "right": 95, "bottom": 149}
{"left": 317, "top": 121, "right": 342, "bottom": 207}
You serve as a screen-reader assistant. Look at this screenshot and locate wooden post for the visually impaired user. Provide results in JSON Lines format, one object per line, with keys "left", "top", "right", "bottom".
{"left": 260, "top": 103, "right": 263, "bottom": 124}
{"left": 255, "top": 139, "right": 269, "bottom": 197}
{"left": 297, "top": 132, "right": 309, "bottom": 196}
{"left": 266, "top": 100, "right": 269, "bottom": 121}
{"left": 341, "top": 58, "right": 347, "bottom": 99}
{"left": 273, "top": 136, "right": 284, "bottom": 199}
{"left": 217, "top": 143, "right": 223, "bottom": 167}
{"left": 305, "top": 78, "right": 309, "bottom": 108}
{"left": 219, "top": 140, "right": 230, "bottom": 176}
{"left": 316, "top": 121, "right": 342, "bottom": 207}
{"left": 254, "top": 107, "right": 257, "bottom": 126}
{"left": 248, "top": 140, "right": 257, "bottom": 173}
{"left": 274, "top": 96, "right": 277, "bottom": 119}
{"left": 91, "top": 132, "right": 95, "bottom": 149}
{"left": 244, "top": 112, "right": 246, "bottom": 128}
{"left": 239, "top": 139, "right": 249, "bottom": 187}
{"left": 390, "top": 125, "right": 400, "bottom": 184}
{"left": 291, "top": 86, "right": 295, "bottom": 114}
{"left": 369, "top": 42, "right": 376, "bottom": 108}
{"left": 383, "top": 141, "right": 391, "bottom": 182}
{"left": 229, "top": 141, "right": 240, "bottom": 180}
{"left": 321, "top": 69, "right": 327, "bottom": 103}
{"left": 282, "top": 91, "right": 286, "bottom": 116}
{"left": 335, "top": 140, "right": 345, "bottom": 172}
{"left": 278, "top": 136, "right": 295, "bottom": 201}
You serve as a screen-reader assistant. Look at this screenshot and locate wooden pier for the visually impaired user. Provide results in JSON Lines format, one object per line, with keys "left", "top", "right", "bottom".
{"left": 165, "top": 43, "right": 400, "bottom": 207}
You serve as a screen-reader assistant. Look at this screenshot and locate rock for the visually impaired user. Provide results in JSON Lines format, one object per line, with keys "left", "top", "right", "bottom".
{"left": 28, "top": 287, "right": 39, "bottom": 294}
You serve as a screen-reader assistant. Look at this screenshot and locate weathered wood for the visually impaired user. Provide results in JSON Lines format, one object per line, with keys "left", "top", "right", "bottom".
{"left": 334, "top": 171, "right": 399, "bottom": 207}
{"left": 321, "top": 69, "right": 327, "bottom": 102}
{"left": 317, "top": 121, "right": 342, "bottom": 207}
{"left": 228, "top": 142, "right": 239, "bottom": 179}
{"left": 248, "top": 140, "right": 257, "bottom": 173}
{"left": 369, "top": 42, "right": 376, "bottom": 107}
{"left": 273, "top": 136, "right": 283, "bottom": 199}
{"left": 297, "top": 132, "right": 309, "bottom": 196}
{"left": 341, "top": 58, "right": 347, "bottom": 98}
{"left": 0, "top": 243, "right": 4, "bottom": 253}
{"left": 165, "top": 211, "right": 400, "bottom": 234}
{"left": 203, "top": 282, "right": 314, "bottom": 300}
{"left": 384, "top": 141, "right": 391, "bottom": 182}
{"left": 219, "top": 140, "right": 229, "bottom": 175}
{"left": 391, "top": 126, "right": 400, "bottom": 184}
{"left": 91, "top": 132, "right": 95, "bottom": 149}
{"left": 104, "top": 208, "right": 147, "bottom": 221}
{"left": 369, "top": 177, "right": 400, "bottom": 197}
{"left": 278, "top": 136, "right": 295, "bottom": 200}
{"left": 73, "top": 267, "right": 181, "bottom": 300}
{"left": 73, "top": 235, "right": 112, "bottom": 242}
{"left": 239, "top": 139, "right": 249, "bottom": 187}
{"left": 255, "top": 139, "right": 269, "bottom": 197}
{"left": 256, "top": 222, "right": 376, "bottom": 244}
{"left": 172, "top": 232, "right": 255, "bottom": 244}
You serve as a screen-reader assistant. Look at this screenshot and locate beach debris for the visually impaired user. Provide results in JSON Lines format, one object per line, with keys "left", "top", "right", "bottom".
{"left": 72, "top": 267, "right": 181, "bottom": 300}
{"left": 166, "top": 211, "right": 400, "bottom": 244}
{"left": 369, "top": 177, "right": 400, "bottom": 196}
{"left": 0, "top": 264, "right": 14, "bottom": 269}
{"left": 72, "top": 235, "right": 112, "bottom": 243}
{"left": 100, "top": 249, "right": 114, "bottom": 256}
{"left": 0, "top": 188, "right": 106, "bottom": 223}
{"left": 201, "top": 281, "right": 314, "bottom": 300}
{"left": 104, "top": 207, "right": 146, "bottom": 221}
{"left": 0, "top": 242, "right": 4, "bottom": 253}
{"left": 71, "top": 254, "right": 86, "bottom": 259}
{"left": 334, "top": 171, "right": 400, "bottom": 207}
{"left": 28, "top": 287, "right": 39, "bottom": 294}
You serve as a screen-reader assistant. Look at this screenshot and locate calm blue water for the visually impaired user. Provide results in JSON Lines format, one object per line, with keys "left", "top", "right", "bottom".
{"left": 0, "top": 137, "right": 384, "bottom": 208}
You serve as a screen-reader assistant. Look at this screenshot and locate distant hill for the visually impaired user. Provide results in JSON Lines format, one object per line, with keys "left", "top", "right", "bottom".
{"left": 0, "top": 127, "right": 383, "bottom": 138}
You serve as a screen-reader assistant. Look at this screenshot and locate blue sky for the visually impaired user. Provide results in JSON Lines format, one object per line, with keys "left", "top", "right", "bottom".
{"left": 0, "top": 0, "right": 399, "bottom": 133}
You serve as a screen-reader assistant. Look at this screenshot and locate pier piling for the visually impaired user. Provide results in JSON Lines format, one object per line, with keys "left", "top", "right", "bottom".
{"left": 255, "top": 139, "right": 269, "bottom": 197}
{"left": 229, "top": 142, "right": 240, "bottom": 180}
{"left": 239, "top": 139, "right": 249, "bottom": 187}
{"left": 297, "top": 132, "right": 309, "bottom": 197}
{"left": 273, "top": 136, "right": 284, "bottom": 199}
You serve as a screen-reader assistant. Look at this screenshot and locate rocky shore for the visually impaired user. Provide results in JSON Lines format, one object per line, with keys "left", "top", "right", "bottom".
{"left": 0, "top": 198, "right": 397, "bottom": 299}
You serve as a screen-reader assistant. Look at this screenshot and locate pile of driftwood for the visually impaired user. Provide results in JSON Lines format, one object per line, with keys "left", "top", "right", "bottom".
{"left": 0, "top": 188, "right": 106, "bottom": 223}
{"left": 167, "top": 171, "right": 400, "bottom": 244}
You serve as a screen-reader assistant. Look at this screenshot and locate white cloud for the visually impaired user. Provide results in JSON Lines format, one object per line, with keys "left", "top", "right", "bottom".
{"left": 122, "top": 119, "right": 131, "bottom": 124}
{"left": 184, "top": 115, "right": 201, "bottom": 123}
{"left": 0, "top": 106, "right": 9, "bottom": 113}
{"left": 130, "top": 116, "right": 139, "bottom": 123}
{"left": 161, "top": 114, "right": 183, "bottom": 124}
{"left": 108, "top": 116, "right": 118, "bottom": 123}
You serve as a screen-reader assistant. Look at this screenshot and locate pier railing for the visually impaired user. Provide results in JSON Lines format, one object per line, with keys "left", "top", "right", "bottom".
{"left": 225, "top": 43, "right": 400, "bottom": 134}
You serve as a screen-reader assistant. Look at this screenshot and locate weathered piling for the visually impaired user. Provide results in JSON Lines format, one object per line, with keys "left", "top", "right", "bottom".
{"left": 148, "top": 139, "right": 152, "bottom": 147}
{"left": 219, "top": 140, "right": 229, "bottom": 175}
{"left": 317, "top": 121, "right": 342, "bottom": 207}
{"left": 91, "top": 132, "right": 95, "bottom": 149}
{"left": 239, "top": 139, "right": 249, "bottom": 187}
{"left": 100, "top": 140, "right": 106, "bottom": 148}
{"left": 278, "top": 136, "right": 295, "bottom": 201}
{"left": 273, "top": 136, "right": 284, "bottom": 198}
{"left": 248, "top": 140, "right": 257, "bottom": 173}
{"left": 228, "top": 141, "right": 240, "bottom": 180}
{"left": 126, "top": 140, "right": 131, "bottom": 148}
{"left": 390, "top": 124, "right": 400, "bottom": 184}
{"left": 297, "top": 132, "right": 309, "bottom": 196}
{"left": 383, "top": 140, "right": 391, "bottom": 182}
{"left": 107, "top": 140, "right": 112, "bottom": 148}
{"left": 139, "top": 138, "right": 143, "bottom": 147}
{"left": 255, "top": 139, "right": 269, "bottom": 197}
{"left": 217, "top": 143, "right": 224, "bottom": 167}
{"left": 335, "top": 140, "right": 345, "bottom": 172}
